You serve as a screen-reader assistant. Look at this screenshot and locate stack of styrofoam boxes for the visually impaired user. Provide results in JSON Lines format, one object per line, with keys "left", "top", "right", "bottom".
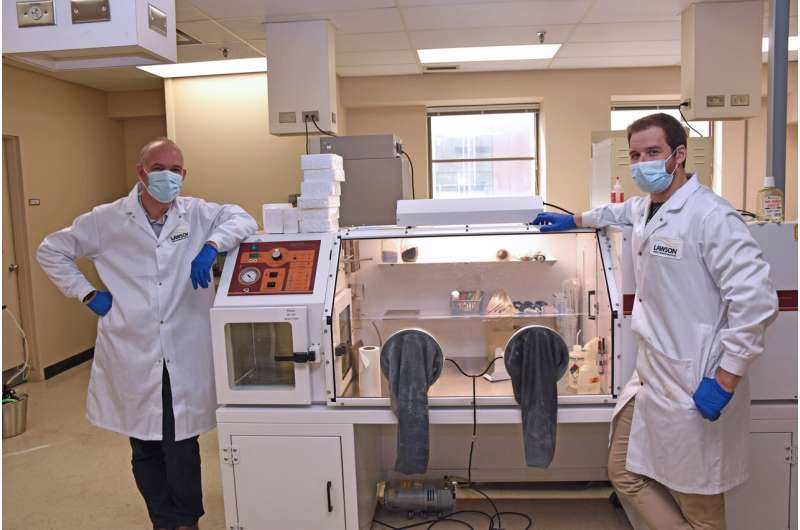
{"left": 298, "top": 154, "right": 345, "bottom": 233}
{"left": 262, "top": 203, "right": 300, "bottom": 234}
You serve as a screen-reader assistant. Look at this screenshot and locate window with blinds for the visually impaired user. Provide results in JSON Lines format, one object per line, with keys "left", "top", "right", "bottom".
{"left": 428, "top": 106, "right": 539, "bottom": 199}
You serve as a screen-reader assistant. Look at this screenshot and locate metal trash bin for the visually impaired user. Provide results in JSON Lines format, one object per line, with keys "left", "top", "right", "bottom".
{"left": 3, "top": 394, "right": 28, "bottom": 438}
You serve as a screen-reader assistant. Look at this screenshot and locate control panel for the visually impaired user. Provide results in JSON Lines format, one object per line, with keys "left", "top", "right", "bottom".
{"left": 227, "top": 240, "right": 322, "bottom": 296}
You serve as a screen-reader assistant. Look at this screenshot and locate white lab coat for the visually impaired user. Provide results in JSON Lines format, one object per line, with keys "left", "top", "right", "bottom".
{"left": 37, "top": 186, "right": 257, "bottom": 441}
{"left": 582, "top": 176, "right": 778, "bottom": 494}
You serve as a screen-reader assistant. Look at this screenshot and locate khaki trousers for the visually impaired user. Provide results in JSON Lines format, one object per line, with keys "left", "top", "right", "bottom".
{"left": 608, "top": 399, "right": 726, "bottom": 530}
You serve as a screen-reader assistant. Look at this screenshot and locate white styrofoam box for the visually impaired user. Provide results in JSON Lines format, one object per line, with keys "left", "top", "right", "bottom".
{"left": 300, "top": 207, "right": 339, "bottom": 222}
{"left": 303, "top": 167, "right": 346, "bottom": 182}
{"left": 301, "top": 181, "right": 341, "bottom": 197}
{"left": 298, "top": 195, "right": 341, "bottom": 209}
{"left": 262, "top": 203, "right": 292, "bottom": 234}
{"left": 283, "top": 208, "right": 300, "bottom": 234}
{"left": 396, "top": 196, "right": 544, "bottom": 227}
{"left": 3, "top": 0, "right": 176, "bottom": 70}
{"left": 300, "top": 154, "right": 343, "bottom": 171}
{"left": 300, "top": 217, "right": 340, "bottom": 233}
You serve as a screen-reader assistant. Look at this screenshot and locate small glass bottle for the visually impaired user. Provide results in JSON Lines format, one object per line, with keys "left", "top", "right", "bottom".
{"left": 756, "top": 175, "right": 785, "bottom": 222}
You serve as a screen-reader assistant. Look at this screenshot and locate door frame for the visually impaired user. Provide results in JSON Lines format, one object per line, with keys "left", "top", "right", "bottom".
{"left": 3, "top": 135, "right": 41, "bottom": 381}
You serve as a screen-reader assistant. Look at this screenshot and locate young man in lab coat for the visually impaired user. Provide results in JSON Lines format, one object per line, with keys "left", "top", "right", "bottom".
{"left": 38, "top": 138, "right": 258, "bottom": 530}
{"left": 533, "top": 113, "right": 778, "bottom": 529}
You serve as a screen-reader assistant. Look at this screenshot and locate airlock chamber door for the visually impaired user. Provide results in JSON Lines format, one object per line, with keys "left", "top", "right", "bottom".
{"left": 211, "top": 306, "right": 312, "bottom": 405}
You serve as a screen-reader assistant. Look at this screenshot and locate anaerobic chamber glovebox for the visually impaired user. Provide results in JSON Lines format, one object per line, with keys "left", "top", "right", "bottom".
{"left": 210, "top": 232, "right": 338, "bottom": 405}
{"left": 329, "top": 225, "right": 621, "bottom": 407}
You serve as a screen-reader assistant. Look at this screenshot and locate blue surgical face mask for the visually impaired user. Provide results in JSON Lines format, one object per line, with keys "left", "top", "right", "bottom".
{"left": 145, "top": 170, "right": 183, "bottom": 203}
{"left": 630, "top": 150, "right": 678, "bottom": 194}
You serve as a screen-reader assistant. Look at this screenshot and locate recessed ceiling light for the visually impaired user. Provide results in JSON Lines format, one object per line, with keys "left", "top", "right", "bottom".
{"left": 138, "top": 58, "right": 267, "bottom": 78}
{"left": 417, "top": 44, "right": 561, "bottom": 64}
{"left": 761, "top": 36, "right": 799, "bottom": 53}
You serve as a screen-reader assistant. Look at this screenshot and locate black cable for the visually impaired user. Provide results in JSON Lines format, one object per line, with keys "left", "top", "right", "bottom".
{"left": 427, "top": 518, "right": 475, "bottom": 530}
{"left": 304, "top": 119, "right": 309, "bottom": 155}
{"left": 543, "top": 202, "right": 574, "bottom": 215}
{"left": 311, "top": 116, "right": 337, "bottom": 137}
{"left": 491, "top": 512, "right": 533, "bottom": 530}
{"left": 466, "top": 486, "right": 501, "bottom": 530}
{"left": 678, "top": 102, "right": 704, "bottom": 137}
{"left": 737, "top": 209, "right": 758, "bottom": 219}
{"left": 401, "top": 150, "right": 416, "bottom": 199}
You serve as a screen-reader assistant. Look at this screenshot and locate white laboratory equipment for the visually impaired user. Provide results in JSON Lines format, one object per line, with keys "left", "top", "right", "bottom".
{"left": 212, "top": 220, "right": 797, "bottom": 530}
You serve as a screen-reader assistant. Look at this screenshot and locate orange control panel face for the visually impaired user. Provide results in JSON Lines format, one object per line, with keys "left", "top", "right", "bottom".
{"left": 228, "top": 240, "right": 321, "bottom": 296}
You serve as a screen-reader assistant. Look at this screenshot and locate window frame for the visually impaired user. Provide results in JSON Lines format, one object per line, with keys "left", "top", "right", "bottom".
{"left": 427, "top": 105, "right": 540, "bottom": 199}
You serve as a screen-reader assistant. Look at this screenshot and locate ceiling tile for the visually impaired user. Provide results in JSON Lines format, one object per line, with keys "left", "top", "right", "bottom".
{"left": 570, "top": 21, "right": 680, "bottom": 43}
{"left": 177, "top": 43, "right": 263, "bottom": 62}
{"left": 581, "top": 0, "right": 687, "bottom": 23}
{"left": 336, "top": 32, "right": 411, "bottom": 52}
{"left": 248, "top": 39, "right": 267, "bottom": 53}
{"left": 324, "top": 8, "right": 405, "bottom": 33}
{"left": 176, "top": 0, "right": 208, "bottom": 23}
{"left": 401, "top": 1, "right": 593, "bottom": 31}
{"left": 185, "top": 0, "right": 394, "bottom": 19}
{"left": 550, "top": 55, "right": 680, "bottom": 69}
{"left": 257, "top": 8, "right": 405, "bottom": 33}
{"left": 398, "top": 0, "right": 522, "bottom": 5}
{"left": 410, "top": 25, "right": 573, "bottom": 49}
{"left": 337, "top": 64, "right": 422, "bottom": 76}
{"left": 336, "top": 50, "right": 418, "bottom": 66}
{"left": 216, "top": 17, "right": 267, "bottom": 41}
{"left": 558, "top": 41, "right": 680, "bottom": 58}
{"left": 453, "top": 58, "right": 552, "bottom": 72}
{"left": 178, "top": 20, "right": 243, "bottom": 44}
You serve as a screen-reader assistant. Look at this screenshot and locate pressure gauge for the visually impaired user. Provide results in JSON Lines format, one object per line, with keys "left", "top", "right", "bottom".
{"left": 238, "top": 267, "right": 260, "bottom": 286}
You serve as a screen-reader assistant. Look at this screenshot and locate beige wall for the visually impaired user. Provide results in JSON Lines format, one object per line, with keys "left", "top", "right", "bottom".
{"left": 122, "top": 117, "right": 168, "bottom": 189}
{"left": 346, "top": 106, "right": 428, "bottom": 197}
{"left": 2, "top": 64, "right": 127, "bottom": 374}
{"left": 165, "top": 72, "right": 311, "bottom": 224}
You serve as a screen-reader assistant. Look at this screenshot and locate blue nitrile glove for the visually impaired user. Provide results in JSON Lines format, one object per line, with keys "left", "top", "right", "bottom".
{"left": 190, "top": 243, "right": 218, "bottom": 289}
{"left": 86, "top": 291, "right": 113, "bottom": 316}
{"left": 532, "top": 212, "right": 576, "bottom": 232}
{"left": 693, "top": 377, "right": 733, "bottom": 422}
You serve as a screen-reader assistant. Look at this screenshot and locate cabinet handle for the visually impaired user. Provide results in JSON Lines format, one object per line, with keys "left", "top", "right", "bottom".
{"left": 326, "top": 481, "right": 333, "bottom": 512}
{"left": 587, "top": 290, "right": 597, "bottom": 321}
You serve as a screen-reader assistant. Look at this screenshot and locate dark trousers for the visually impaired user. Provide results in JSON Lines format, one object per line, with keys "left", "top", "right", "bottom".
{"left": 130, "top": 365, "right": 204, "bottom": 529}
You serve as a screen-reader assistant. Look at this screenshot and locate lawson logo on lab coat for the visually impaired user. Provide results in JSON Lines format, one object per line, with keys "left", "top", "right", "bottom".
{"left": 169, "top": 224, "right": 190, "bottom": 243}
{"left": 650, "top": 237, "right": 682, "bottom": 259}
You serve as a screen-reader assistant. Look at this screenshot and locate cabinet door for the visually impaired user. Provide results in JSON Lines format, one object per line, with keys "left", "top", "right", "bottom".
{"left": 232, "top": 435, "right": 346, "bottom": 530}
{"left": 726, "top": 432, "right": 793, "bottom": 530}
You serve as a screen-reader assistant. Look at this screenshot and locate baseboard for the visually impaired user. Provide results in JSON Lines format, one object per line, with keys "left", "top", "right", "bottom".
{"left": 43, "top": 348, "right": 94, "bottom": 380}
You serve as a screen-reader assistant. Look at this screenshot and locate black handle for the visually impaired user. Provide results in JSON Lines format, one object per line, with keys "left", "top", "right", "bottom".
{"left": 274, "top": 351, "right": 316, "bottom": 363}
{"left": 587, "top": 290, "right": 597, "bottom": 321}
{"left": 326, "top": 481, "right": 333, "bottom": 512}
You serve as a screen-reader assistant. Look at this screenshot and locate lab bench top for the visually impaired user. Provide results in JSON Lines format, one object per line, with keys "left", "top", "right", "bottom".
{"left": 216, "top": 403, "right": 617, "bottom": 425}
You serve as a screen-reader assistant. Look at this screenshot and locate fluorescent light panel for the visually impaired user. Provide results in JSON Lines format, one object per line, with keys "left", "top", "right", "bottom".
{"left": 761, "top": 36, "right": 799, "bottom": 52}
{"left": 417, "top": 44, "right": 561, "bottom": 64}
{"left": 138, "top": 58, "right": 267, "bottom": 78}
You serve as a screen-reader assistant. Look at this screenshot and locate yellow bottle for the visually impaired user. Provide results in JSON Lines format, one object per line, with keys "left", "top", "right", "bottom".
{"left": 757, "top": 176, "right": 785, "bottom": 222}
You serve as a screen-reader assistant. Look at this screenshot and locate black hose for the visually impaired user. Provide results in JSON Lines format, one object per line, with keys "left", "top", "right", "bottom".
{"left": 678, "top": 102, "right": 704, "bottom": 137}
{"left": 543, "top": 202, "right": 574, "bottom": 215}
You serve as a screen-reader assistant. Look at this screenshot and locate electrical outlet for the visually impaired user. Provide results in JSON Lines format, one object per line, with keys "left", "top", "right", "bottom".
{"left": 302, "top": 111, "right": 320, "bottom": 123}
{"left": 706, "top": 95, "right": 725, "bottom": 107}
{"left": 730, "top": 94, "right": 750, "bottom": 107}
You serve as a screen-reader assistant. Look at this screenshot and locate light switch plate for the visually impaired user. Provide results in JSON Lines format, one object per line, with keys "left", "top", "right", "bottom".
{"left": 16, "top": 1, "right": 55, "bottom": 28}
{"left": 71, "top": 0, "right": 110, "bottom": 24}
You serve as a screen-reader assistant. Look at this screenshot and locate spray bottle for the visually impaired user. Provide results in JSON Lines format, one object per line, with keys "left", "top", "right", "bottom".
{"left": 611, "top": 177, "right": 624, "bottom": 204}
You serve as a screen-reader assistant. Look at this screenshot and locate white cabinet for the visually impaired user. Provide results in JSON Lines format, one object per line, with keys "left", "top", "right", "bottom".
{"left": 224, "top": 434, "right": 346, "bottom": 530}
{"left": 727, "top": 432, "right": 795, "bottom": 530}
